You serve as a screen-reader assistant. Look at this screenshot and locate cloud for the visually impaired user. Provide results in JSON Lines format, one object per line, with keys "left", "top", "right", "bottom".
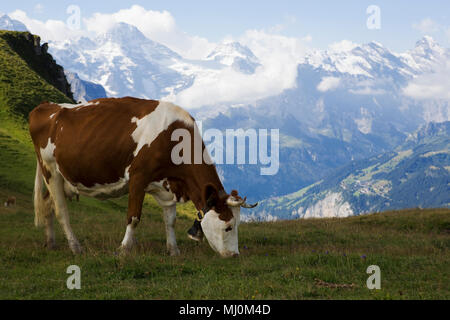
{"left": 9, "top": 10, "right": 84, "bottom": 41}
{"left": 171, "top": 29, "right": 311, "bottom": 108}
{"left": 413, "top": 18, "right": 439, "bottom": 34}
{"left": 328, "top": 40, "right": 358, "bottom": 53}
{"left": 317, "top": 77, "right": 341, "bottom": 92}
{"left": 446, "top": 27, "right": 450, "bottom": 43}
{"left": 403, "top": 58, "right": 450, "bottom": 101}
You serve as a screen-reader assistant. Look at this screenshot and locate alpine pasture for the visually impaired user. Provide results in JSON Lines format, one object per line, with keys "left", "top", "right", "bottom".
{"left": 0, "top": 30, "right": 449, "bottom": 300}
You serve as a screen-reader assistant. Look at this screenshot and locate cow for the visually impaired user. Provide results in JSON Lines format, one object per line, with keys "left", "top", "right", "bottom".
{"left": 29, "top": 97, "right": 257, "bottom": 257}
{"left": 4, "top": 196, "right": 16, "bottom": 207}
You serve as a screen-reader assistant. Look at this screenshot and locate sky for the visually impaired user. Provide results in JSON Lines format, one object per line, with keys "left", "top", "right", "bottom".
{"left": 1, "top": 0, "right": 450, "bottom": 53}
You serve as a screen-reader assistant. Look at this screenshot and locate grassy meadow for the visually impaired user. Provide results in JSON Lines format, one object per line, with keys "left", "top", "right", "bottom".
{"left": 0, "top": 191, "right": 449, "bottom": 299}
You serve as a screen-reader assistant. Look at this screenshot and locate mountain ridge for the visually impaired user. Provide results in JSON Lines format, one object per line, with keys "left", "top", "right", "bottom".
{"left": 251, "top": 121, "right": 449, "bottom": 221}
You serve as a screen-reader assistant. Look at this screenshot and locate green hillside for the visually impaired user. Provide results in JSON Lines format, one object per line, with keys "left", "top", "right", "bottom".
{"left": 0, "top": 31, "right": 74, "bottom": 118}
{"left": 0, "top": 31, "right": 74, "bottom": 194}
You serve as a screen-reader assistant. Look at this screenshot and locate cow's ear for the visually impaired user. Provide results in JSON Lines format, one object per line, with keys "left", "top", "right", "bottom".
{"left": 204, "top": 184, "right": 219, "bottom": 208}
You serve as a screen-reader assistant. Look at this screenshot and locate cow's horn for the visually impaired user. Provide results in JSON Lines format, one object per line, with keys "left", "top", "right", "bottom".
{"left": 226, "top": 196, "right": 245, "bottom": 207}
{"left": 241, "top": 201, "right": 258, "bottom": 208}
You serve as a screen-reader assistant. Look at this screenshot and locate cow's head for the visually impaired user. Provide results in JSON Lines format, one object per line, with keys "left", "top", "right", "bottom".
{"left": 198, "top": 185, "right": 257, "bottom": 258}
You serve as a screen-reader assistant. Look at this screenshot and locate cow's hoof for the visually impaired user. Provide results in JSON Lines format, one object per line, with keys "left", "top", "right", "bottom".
{"left": 118, "top": 244, "right": 133, "bottom": 256}
{"left": 168, "top": 247, "right": 180, "bottom": 256}
{"left": 44, "top": 241, "right": 56, "bottom": 250}
{"left": 187, "top": 220, "right": 204, "bottom": 242}
{"left": 69, "top": 240, "right": 82, "bottom": 255}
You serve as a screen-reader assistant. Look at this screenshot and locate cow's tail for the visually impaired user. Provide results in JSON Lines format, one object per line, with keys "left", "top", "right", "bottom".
{"left": 33, "top": 160, "right": 53, "bottom": 227}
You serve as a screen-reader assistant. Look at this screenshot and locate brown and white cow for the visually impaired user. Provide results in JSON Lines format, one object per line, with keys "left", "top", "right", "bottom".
{"left": 29, "top": 97, "right": 256, "bottom": 257}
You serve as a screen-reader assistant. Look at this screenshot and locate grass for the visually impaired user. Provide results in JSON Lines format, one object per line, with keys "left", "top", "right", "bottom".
{"left": 0, "top": 199, "right": 448, "bottom": 299}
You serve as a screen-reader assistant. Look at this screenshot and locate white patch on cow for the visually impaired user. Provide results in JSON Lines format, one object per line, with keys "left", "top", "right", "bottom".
{"left": 131, "top": 101, "right": 194, "bottom": 157}
{"left": 70, "top": 166, "right": 130, "bottom": 198}
{"left": 121, "top": 216, "right": 139, "bottom": 249}
{"left": 60, "top": 165, "right": 131, "bottom": 199}
{"left": 49, "top": 112, "right": 56, "bottom": 119}
{"left": 40, "top": 138, "right": 56, "bottom": 163}
{"left": 201, "top": 208, "right": 240, "bottom": 257}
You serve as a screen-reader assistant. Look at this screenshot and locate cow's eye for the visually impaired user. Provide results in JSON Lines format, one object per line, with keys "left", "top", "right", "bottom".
{"left": 225, "top": 226, "right": 233, "bottom": 232}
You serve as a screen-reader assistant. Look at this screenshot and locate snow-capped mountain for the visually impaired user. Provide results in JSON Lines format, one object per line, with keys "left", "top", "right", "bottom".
{"left": 48, "top": 22, "right": 193, "bottom": 99}
{"left": 47, "top": 22, "right": 260, "bottom": 100}
{"left": 399, "top": 35, "right": 447, "bottom": 73}
{"left": 0, "top": 14, "right": 27, "bottom": 32}
{"left": 206, "top": 41, "right": 261, "bottom": 74}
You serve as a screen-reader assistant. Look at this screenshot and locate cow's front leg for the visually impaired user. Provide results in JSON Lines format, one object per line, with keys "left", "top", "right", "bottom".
{"left": 162, "top": 204, "right": 180, "bottom": 256}
{"left": 120, "top": 179, "right": 145, "bottom": 253}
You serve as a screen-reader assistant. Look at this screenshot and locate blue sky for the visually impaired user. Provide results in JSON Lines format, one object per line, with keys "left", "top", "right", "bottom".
{"left": 2, "top": 0, "right": 450, "bottom": 51}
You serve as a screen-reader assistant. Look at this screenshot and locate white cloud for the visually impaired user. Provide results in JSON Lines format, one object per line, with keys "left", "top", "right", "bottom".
{"left": 328, "top": 40, "right": 358, "bottom": 53}
{"left": 413, "top": 18, "right": 439, "bottom": 34}
{"left": 446, "top": 27, "right": 450, "bottom": 43}
{"left": 9, "top": 10, "right": 84, "bottom": 41}
{"left": 403, "top": 58, "right": 450, "bottom": 101}
{"left": 317, "top": 76, "right": 341, "bottom": 92}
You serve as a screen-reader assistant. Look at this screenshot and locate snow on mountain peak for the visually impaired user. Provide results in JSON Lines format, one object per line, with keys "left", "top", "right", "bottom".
{"left": 0, "top": 14, "right": 28, "bottom": 32}
{"left": 206, "top": 41, "right": 260, "bottom": 74}
{"left": 412, "top": 35, "right": 445, "bottom": 57}
{"left": 100, "top": 22, "right": 147, "bottom": 43}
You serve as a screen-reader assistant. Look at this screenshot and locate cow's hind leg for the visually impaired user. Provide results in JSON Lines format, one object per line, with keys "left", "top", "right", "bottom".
{"left": 162, "top": 204, "right": 180, "bottom": 256}
{"left": 46, "top": 173, "right": 81, "bottom": 254}
{"left": 44, "top": 199, "right": 56, "bottom": 249}
{"left": 120, "top": 178, "right": 145, "bottom": 253}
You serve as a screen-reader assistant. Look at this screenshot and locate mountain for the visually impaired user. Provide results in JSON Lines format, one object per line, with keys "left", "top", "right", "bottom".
{"left": 195, "top": 37, "right": 449, "bottom": 201}
{"left": 0, "top": 30, "right": 73, "bottom": 118}
{"left": 0, "top": 14, "right": 107, "bottom": 104}
{"left": 47, "top": 22, "right": 261, "bottom": 100}
{"left": 65, "top": 70, "right": 107, "bottom": 103}
{"left": 206, "top": 41, "right": 260, "bottom": 74}
{"left": 251, "top": 121, "right": 450, "bottom": 221}
{"left": 0, "top": 14, "right": 27, "bottom": 32}
{"left": 48, "top": 22, "right": 192, "bottom": 99}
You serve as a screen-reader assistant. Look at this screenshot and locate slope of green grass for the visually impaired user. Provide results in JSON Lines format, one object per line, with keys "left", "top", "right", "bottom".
{"left": 0, "top": 31, "right": 73, "bottom": 118}
{"left": 0, "top": 204, "right": 448, "bottom": 300}
{"left": 0, "top": 31, "right": 74, "bottom": 194}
